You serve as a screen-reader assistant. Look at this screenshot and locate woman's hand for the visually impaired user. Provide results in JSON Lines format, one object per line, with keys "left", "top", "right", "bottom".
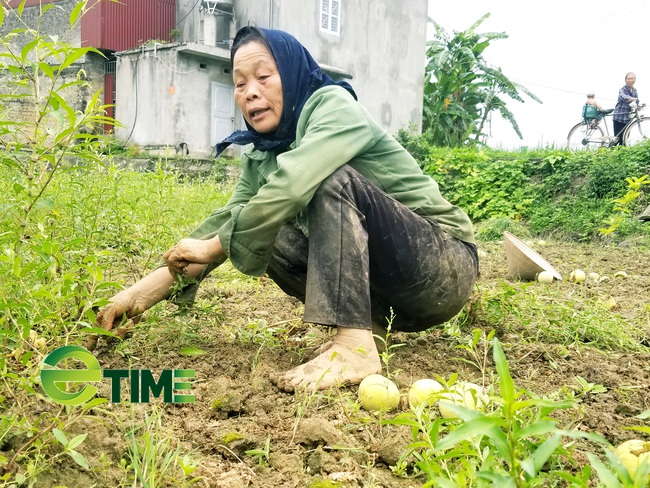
{"left": 163, "top": 236, "right": 224, "bottom": 274}
{"left": 85, "top": 258, "right": 217, "bottom": 351}
{"left": 86, "top": 290, "right": 143, "bottom": 350}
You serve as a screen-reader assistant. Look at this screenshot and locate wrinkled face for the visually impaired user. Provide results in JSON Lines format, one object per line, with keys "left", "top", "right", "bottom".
{"left": 626, "top": 74, "right": 636, "bottom": 88}
{"left": 233, "top": 41, "right": 283, "bottom": 134}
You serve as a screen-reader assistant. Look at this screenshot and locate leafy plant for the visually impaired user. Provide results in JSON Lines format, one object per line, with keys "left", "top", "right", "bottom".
{"left": 0, "top": 2, "right": 116, "bottom": 234}
{"left": 0, "top": 2, "right": 122, "bottom": 484}
{"left": 0, "top": 3, "right": 230, "bottom": 485}
{"left": 423, "top": 14, "right": 541, "bottom": 147}
{"left": 394, "top": 133, "right": 650, "bottom": 240}
{"left": 51, "top": 428, "right": 90, "bottom": 470}
{"left": 0, "top": 398, "right": 110, "bottom": 485}
{"left": 600, "top": 175, "right": 650, "bottom": 236}
{"left": 573, "top": 375, "right": 607, "bottom": 397}
{"left": 0, "top": 0, "right": 119, "bottom": 347}
{"left": 439, "top": 154, "right": 532, "bottom": 220}
{"left": 375, "top": 310, "right": 405, "bottom": 379}
{"left": 385, "top": 339, "right": 608, "bottom": 486}
{"left": 453, "top": 328, "right": 495, "bottom": 385}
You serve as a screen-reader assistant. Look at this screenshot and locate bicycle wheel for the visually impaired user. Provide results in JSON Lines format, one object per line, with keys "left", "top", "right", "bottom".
{"left": 623, "top": 116, "right": 650, "bottom": 146}
{"left": 567, "top": 122, "right": 605, "bottom": 152}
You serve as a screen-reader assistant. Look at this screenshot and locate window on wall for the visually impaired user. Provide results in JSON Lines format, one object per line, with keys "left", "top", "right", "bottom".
{"left": 320, "top": 0, "right": 340, "bottom": 35}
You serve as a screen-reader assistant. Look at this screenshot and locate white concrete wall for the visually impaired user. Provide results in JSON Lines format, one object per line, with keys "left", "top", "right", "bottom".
{"left": 234, "top": 0, "right": 428, "bottom": 133}
{"left": 115, "top": 44, "right": 233, "bottom": 156}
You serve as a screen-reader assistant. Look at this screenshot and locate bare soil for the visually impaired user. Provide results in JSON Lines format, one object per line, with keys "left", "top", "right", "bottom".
{"left": 33, "top": 238, "right": 650, "bottom": 487}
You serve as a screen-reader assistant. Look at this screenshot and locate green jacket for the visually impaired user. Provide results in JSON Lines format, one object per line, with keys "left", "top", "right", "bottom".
{"left": 190, "top": 86, "right": 475, "bottom": 276}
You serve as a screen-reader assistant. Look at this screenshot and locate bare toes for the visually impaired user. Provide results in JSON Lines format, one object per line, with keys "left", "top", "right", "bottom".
{"left": 278, "top": 376, "right": 296, "bottom": 393}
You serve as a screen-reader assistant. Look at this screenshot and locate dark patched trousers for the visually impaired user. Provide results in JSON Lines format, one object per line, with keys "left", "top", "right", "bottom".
{"left": 266, "top": 166, "right": 479, "bottom": 332}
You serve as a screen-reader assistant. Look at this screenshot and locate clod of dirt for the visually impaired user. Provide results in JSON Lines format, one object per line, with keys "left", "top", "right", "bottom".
{"left": 268, "top": 452, "right": 304, "bottom": 474}
{"left": 293, "top": 417, "right": 349, "bottom": 448}
{"left": 373, "top": 426, "right": 414, "bottom": 466}
{"left": 209, "top": 378, "right": 246, "bottom": 419}
{"left": 307, "top": 446, "right": 339, "bottom": 475}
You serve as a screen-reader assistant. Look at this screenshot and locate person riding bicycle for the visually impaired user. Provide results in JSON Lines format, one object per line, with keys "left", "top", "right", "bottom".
{"left": 613, "top": 72, "right": 640, "bottom": 143}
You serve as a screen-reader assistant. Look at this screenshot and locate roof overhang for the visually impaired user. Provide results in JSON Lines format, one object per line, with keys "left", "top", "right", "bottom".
{"left": 115, "top": 42, "right": 230, "bottom": 62}
{"left": 176, "top": 42, "right": 231, "bottom": 62}
{"left": 116, "top": 42, "right": 352, "bottom": 80}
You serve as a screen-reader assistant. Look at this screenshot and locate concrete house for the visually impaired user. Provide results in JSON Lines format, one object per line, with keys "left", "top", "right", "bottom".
{"left": 114, "top": 0, "right": 428, "bottom": 157}
{"left": 1, "top": 0, "right": 427, "bottom": 157}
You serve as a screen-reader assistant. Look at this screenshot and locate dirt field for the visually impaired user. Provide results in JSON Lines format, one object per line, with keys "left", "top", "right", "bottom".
{"left": 34, "top": 237, "right": 650, "bottom": 488}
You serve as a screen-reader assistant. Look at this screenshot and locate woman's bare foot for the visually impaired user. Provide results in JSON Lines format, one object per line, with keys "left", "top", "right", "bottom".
{"left": 272, "top": 327, "right": 381, "bottom": 392}
{"left": 306, "top": 321, "right": 389, "bottom": 359}
{"left": 306, "top": 340, "right": 334, "bottom": 359}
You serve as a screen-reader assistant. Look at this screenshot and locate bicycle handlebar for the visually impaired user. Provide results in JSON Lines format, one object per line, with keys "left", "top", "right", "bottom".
{"left": 630, "top": 103, "right": 645, "bottom": 115}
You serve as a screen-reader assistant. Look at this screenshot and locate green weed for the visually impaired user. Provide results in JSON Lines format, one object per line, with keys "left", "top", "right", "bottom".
{"left": 399, "top": 138, "right": 650, "bottom": 241}
{"left": 467, "top": 280, "right": 649, "bottom": 351}
{"left": 452, "top": 328, "right": 495, "bottom": 385}
{"left": 245, "top": 435, "right": 271, "bottom": 466}
{"left": 375, "top": 311, "right": 405, "bottom": 379}
{"left": 572, "top": 375, "right": 607, "bottom": 397}
{"left": 123, "top": 407, "right": 202, "bottom": 487}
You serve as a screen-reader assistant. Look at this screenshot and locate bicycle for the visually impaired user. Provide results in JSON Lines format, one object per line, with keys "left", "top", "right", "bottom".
{"left": 566, "top": 104, "right": 650, "bottom": 151}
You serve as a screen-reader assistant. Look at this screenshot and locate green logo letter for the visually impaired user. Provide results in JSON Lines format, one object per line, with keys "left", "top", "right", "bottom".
{"left": 173, "top": 369, "right": 195, "bottom": 403}
{"left": 41, "top": 346, "right": 101, "bottom": 406}
{"left": 140, "top": 369, "right": 173, "bottom": 403}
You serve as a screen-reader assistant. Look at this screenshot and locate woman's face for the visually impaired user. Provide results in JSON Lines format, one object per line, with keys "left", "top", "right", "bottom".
{"left": 626, "top": 74, "right": 636, "bottom": 88}
{"left": 233, "top": 41, "right": 283, "bottom": 134}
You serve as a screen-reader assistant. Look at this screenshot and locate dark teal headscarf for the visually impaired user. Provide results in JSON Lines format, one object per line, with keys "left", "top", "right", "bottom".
{"left": 215, "top": 27, "right": 357, "bottom": 156}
